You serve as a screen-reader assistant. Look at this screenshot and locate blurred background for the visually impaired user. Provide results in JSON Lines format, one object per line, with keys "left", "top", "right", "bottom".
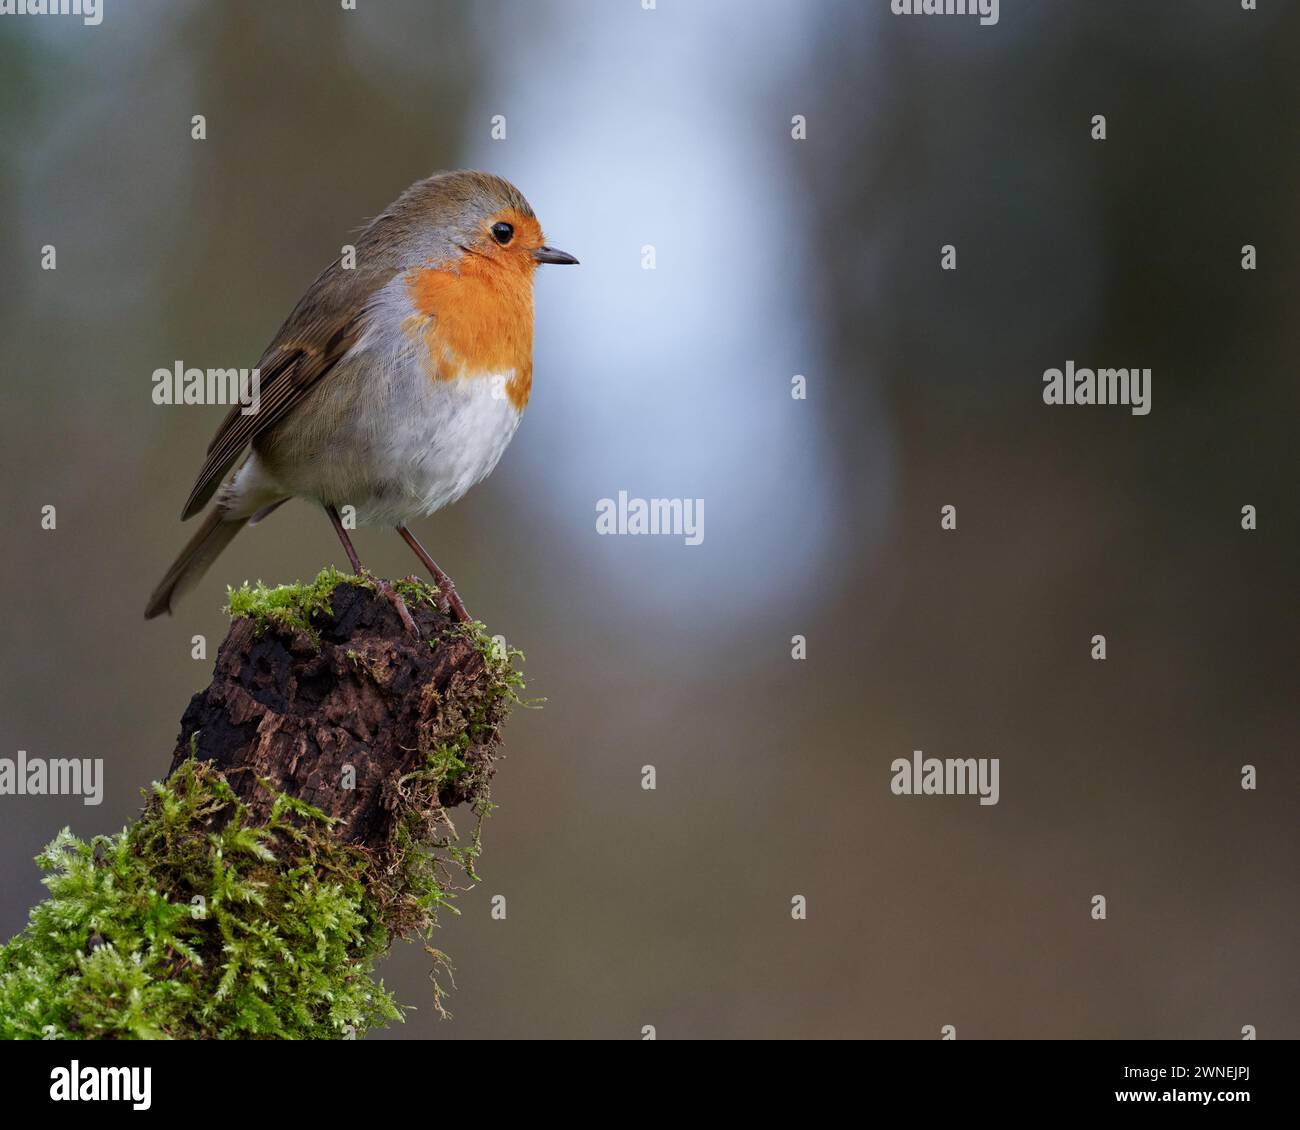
{"left": 1, "top": 0, "right": 1297, "bottom": 1038}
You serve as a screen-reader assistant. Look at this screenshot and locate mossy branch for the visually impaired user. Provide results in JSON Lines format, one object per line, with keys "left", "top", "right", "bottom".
{"left": 0, "top": 572, "right": 525, "bottom": 1039}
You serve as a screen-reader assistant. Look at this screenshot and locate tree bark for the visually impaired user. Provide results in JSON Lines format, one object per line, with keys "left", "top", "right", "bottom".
{"left": 169, "top": 581, "right": 501, "bottom": 853}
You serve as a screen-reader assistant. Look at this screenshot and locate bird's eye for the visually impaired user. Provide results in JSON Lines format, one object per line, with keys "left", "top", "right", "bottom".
{"left": 491, "top": 221, "right": 514, "bottom": 246}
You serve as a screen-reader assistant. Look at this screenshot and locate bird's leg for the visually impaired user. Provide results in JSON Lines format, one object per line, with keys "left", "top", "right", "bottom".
{"left": 397, "top": 525, "right": 472, "bottom": 624}
{"left": 325, "top": 505, "right": 418, "bottom": 636}
{"left": 325, "top": 505, "right": 364, "bottom": 573}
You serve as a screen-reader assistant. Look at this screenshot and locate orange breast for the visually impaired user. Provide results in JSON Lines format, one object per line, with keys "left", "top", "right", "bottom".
{"left": 406, "top": 252, "right": 535, "bottom": 411}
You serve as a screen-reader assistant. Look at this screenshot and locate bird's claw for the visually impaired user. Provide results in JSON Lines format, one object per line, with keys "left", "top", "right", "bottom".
{"left": 376, "top": 579, "right": 419, "bottom": 638}
{"left": 401, "top": 572, "right": 455, "bottom": 618}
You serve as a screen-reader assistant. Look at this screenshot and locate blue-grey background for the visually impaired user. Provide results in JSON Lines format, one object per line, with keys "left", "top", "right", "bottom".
{"left": 1, "top": 0, "right": 1296, "bottom": 1038}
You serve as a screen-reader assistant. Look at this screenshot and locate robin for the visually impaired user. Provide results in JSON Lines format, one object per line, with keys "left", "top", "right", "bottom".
{"left": 144, "top": 170, "right": 577, "bottom": 632}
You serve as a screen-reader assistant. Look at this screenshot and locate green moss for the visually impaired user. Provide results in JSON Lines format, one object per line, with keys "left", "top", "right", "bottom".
{"left": 0, "top": 572, "right": 533, "bottom": 1039}
{"left": 226, "top": 567, "right": 361, "bottom": 641}
{"left": 426, "top": 735, "right": 471, "bottom": 786}
{"left": 0, "top": 760, "right": 420, "bottom": 1040}
{"left": 391, "top": 575, "right": 445, "bottom": 609}
{"left": 461, "top": 622, "right": 541, "bottom": 720}
{"left": 229, "top": 570, "right": 460, "bottom": 645}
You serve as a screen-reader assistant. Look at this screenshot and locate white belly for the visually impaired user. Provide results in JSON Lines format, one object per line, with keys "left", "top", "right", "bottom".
{"left": 352, "top": 368, "right": 522, "bottom": 526}
{"left": 245, "top": 336, "right": 524, "bottom": 527}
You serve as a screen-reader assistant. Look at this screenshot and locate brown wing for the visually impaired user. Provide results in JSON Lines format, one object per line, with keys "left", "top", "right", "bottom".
{"left": 180, "top": 258, "right": 396, "bottom": 520}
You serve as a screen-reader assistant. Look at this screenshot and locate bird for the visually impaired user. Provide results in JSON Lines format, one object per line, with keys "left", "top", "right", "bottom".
{"left": 144, "top": 170, "right": 577, "bottom": 632}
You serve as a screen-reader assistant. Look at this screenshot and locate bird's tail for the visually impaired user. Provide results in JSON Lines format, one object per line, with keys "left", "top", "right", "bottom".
{"left": 144, "top": 508, "right": 248, "bottom": 619}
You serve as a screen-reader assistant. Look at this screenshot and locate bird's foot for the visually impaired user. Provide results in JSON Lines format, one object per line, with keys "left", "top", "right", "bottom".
{"left": 401, "top": 573, "right": 471, "bottom": 624}
{"left": 436, "top": 577, "right": 472, "bottom": 624}
{"left": 375, "top": 578, "right": 419, "bottom": 638}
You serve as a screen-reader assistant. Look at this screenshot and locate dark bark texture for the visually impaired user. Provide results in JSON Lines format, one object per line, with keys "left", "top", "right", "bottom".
{"left": 168, "top": 582, "right": 502, "bottom": 852}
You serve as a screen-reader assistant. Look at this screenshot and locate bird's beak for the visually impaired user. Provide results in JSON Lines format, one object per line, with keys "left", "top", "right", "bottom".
{"left": 533, "top": 245, "right": 579, "bottom": 265}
